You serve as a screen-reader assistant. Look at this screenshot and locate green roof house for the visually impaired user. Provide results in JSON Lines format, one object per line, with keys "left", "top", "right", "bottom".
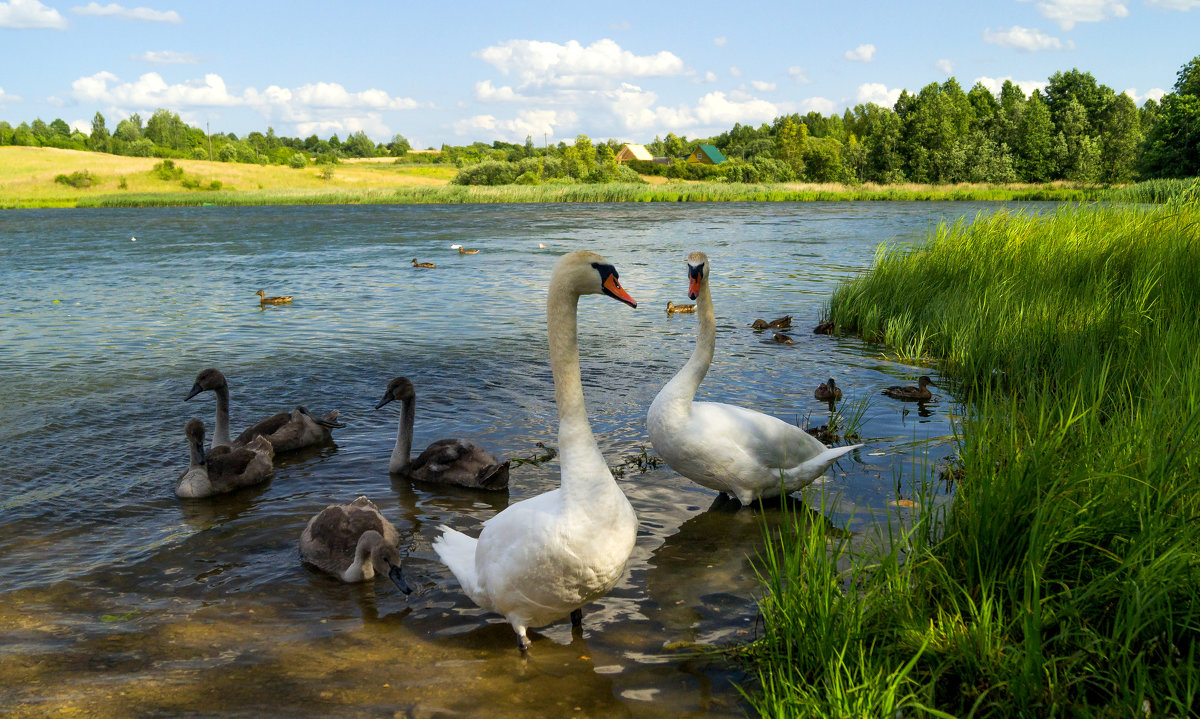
{"left": 685, "top": 144, "right": 727, "bottom": 165}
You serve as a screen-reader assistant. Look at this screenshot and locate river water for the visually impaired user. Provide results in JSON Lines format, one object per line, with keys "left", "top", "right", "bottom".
{"left": 0, "top": 202, "right": 1052, "bottom": 717}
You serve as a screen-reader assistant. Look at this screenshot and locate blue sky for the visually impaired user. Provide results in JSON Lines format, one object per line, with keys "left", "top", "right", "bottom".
{"left": 0, "top": 0, "right": 1196, "bottom": 148}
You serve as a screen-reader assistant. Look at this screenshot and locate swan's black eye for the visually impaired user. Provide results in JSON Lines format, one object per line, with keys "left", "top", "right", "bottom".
{"left": 688, "top": 264, "right": 704, "bottom": 281}
{"left": 591, "top": 262, "right": 618, "bottom": 282}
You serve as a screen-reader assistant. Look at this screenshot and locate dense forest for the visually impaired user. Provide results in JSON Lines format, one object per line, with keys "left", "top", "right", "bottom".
{"left": 3, "top": 55, "right": 1197, "bottom": 186}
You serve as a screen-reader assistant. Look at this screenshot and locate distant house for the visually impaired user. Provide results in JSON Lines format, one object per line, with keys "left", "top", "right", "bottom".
{"left": 685, "top": 144, "right": 727, "bottom": 165}
{"left": 615, "top": 143, "right": 653, "bottom": 163}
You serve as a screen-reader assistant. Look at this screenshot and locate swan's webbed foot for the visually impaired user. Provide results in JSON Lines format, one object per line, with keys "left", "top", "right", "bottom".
{"left": 570, "top": 607, "right": 583, "bottom": 627}
{"left": 517, "top": 630, "right": 531, "bottom": 652}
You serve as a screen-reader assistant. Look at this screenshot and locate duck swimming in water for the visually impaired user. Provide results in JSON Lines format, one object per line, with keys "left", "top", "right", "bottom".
{"left": 666, "top": 301, "right": 696, "bottom": 314}
{"left": 814, "top": 378, "right": 842, "bottom": 402}
{"left": 255, "top": 290, "right": 293, "bottom": 305}
{"left": 751, "top": 315, "right": 792, "bottom": 330}
{"left": 412, "top": 258, "right": 436, "bottom": 268}
{"left": 882, "top": 375, "right": 936, "bottom": 401}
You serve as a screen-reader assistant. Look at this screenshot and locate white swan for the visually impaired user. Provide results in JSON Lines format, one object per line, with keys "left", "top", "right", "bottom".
{"left": 647, "top": 252, "right": 862, "bottom": 505}
{"left": 299, "top": 496, "right": 413, "bottom": 594}
{"left": 184, "top": 368, "right": 345, "bottom": 452}
{"left": 176, "top": 418, "right": 275, "bottom": 498}
{"left": 432, "top": 251, "right": 639, "bottom": 651}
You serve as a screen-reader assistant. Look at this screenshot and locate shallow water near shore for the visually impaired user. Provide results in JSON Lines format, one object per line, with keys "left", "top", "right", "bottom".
{"left": 0, "top": 201, "right": 1056, "bottom": 716}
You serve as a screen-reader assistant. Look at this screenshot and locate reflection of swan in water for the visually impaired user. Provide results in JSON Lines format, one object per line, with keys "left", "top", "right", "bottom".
{"left": 645, "top": 493, "right": 844, "bottom": 640}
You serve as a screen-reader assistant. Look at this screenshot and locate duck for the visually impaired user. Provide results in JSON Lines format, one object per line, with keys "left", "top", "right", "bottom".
{"left": 450, "top": 244, "right": 479, "bottom": 254}
{"left": 374, "top": 376, "right": 509, "bottom": 490}
{"left": 184, "top": 368, "right": 345, "bottom": 452}
{"left": 813, "top": 321, "right": 835, "bottom": 334}
{"left": 255, "top": 290, "right": 293, "bottom": 305}
{"left": 647, "top": 252, "right": 861, "bottom": 506}
{"left": 412, "top": 259, "right": 436, "bottom": 268}
{"left": 299, "top": 496, "right": 412, "bottom": 594}
{"left": 770, "top": 333, "right": 794, "bottom": 344}
{"left": 814, "top": 377, "right": 842, "bottom": 402}
{"left": 666, "top": 301, "right": 696, "bottom": 314}
{"left": 751, "top": 315, "right": 792, "bottom": 330}
{"left": 882, "top": 375, "right": 936, "bottom": 401}
{"left": 176, "top": 418, "right": 275, "bottom": 498}
{"left": 432, "top": 251, "right": 639, "bottom": 651}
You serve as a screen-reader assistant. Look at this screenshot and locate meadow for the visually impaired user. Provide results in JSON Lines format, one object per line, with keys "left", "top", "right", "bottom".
{"left": 744, "top": 198, "right": 1200, "bottom": 716}
{"left": 0, "top": 146, "right": 1104, "bottom": 208}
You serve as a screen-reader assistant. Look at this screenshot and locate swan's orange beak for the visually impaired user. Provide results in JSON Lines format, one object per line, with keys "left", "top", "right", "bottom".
{"left": 688, "top": 276, "right": 701, "bottom": 300}
{"left": 603, "top": 275, "right": 637, "bottom": 308}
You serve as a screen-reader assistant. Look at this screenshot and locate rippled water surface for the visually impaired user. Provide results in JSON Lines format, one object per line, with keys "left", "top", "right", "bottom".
{"left": 0, "top": 202, "right": 1055, "bottom": 717}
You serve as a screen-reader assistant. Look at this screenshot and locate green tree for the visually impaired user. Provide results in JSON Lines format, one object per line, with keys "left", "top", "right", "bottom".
{"left": 49, "top": 118, "right": 71, "bottom": 137}
{"left": 773, "top": 116, "right": 807, "bottom": 176}
{"left": 1096, "top": 93, "right": 1142, "bottom": 183}
{"left": 145, "top": 109, "right": 189, "bottom": 150}
{"left": 664, "top": 132, "right": 683, "bottom": 159}
{"left": 802, "top": 136, "right": 845, "bottom": 182}
{"left": 1014, "top": 91, "right": 1054, "bottom": 182}
{"left": 574, "top": 134, "right": 595, "bottom": 175}
{"left": 343, "top": 130, "right": 376, "bottom": 158}
{"left": 1054, "top": 98, "right": 1100, "bottom": 182}
{"left": 114, "top": 114, "right": 143, "bottom": 142}
{"left": 88, "top": 112, "right": 110, "bottom": 152}
{"left": 388, "top": 133, "right": 411, "bottom": 157}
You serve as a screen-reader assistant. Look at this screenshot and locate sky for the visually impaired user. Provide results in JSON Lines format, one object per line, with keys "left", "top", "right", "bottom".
{"left": 0, "top": 0, "right": 1197, "bottom": 148}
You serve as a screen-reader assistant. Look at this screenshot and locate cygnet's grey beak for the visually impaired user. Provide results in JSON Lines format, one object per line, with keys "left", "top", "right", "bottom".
{"left": 387, "top": 561, "right": 413, "bottom": 595}
{"left": 184, "top": 382, "right": 203, "bottom": 401}
{"left": 374, "top": 391, "right": 395, "bottom": 410}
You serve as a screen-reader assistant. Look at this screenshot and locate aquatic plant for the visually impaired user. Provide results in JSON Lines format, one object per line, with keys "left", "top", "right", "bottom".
{"left": 745, "top": 202, "right": 1200, "bottom": 716}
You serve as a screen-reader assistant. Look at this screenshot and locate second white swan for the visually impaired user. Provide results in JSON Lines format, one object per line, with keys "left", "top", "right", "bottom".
{"left": 648, "top": 252, "right": 861, "bottom": 505}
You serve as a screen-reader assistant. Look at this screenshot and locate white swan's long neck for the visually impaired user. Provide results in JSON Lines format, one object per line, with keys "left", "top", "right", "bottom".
{"left": 547, "top": 275, "right": 611, "bottom": 493}
{"left": 659, "top": 274, "right": 715, "bottom": 412}
{"left": 390, "top": 398, "right": 415, "bottom": 473}
{"left": 212, "top": 386, "right": 232, "bottom": 448}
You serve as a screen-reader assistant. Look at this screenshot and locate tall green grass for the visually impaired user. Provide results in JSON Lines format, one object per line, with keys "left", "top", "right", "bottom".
{"left": 36, "top": 181, "right": 1102, "bottom": 208}
{"left": 746, "top": 202, "right": 1200, "bottom": 717}
{"left": 1101, "top": 177, "right": 1200, "bottom": 204}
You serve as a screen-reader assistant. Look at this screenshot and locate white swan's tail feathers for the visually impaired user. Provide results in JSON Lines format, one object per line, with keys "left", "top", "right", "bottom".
{"left": 803, "top": 443, "right": 862, "bottom": 475}
{"left": 432, "top": 524, "right": 484, "bottom": 600}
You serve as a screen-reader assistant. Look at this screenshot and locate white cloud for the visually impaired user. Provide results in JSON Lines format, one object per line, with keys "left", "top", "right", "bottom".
{"left": 729, "top": 66, "right": 743, "bottom": 77}
{"left": 800, "top": 97, "right": 836, "bottom": 114}
{"left": 936, "top": 58, "right": 954, "bottom": 74}
{"left": 69, "top": 118, "right": 90, "bottom": 133}
{"left": 454, "top": 108, "right": 575, "bottom": 142}
{"left": 72, "top": 2, "right": 181, "bottom": 23}
{"left": 787, "top": 66, "right": 811, "bottom": 84}
{"left": 982, "top": 26, "right": 1066, "bottom": 51}
{"left": 607, "top": 19, "right": 630, "bottom": 30}
{"left": 477, "top": 39, "right": 684, "bottom": 90}
{"left": 295, "top": 113, "right": 391, "bottom": 140}
{"left": 702, "top": 71, "right": 718, "bottom": 83}
{"left": 474, "top": 80, "right": 530, "bottom": 102}
{"left": 1145, "top": 0, "right": 1199, "bottom": 7}
{"left": 694, "top": 90, "right": 778, "bottom": 126}
{"left": 0, "top": 0, "right": 66, "bottom": 28}
{"left": 0, "top": 86, "right": 20, "bottom": 104}
{"left": 856, "top": 83, "right": 902, "bottom": 107}
{"left": 1017, "top": 0, "right": 1127, "bottom": 29}
{"left": 606, "top": 83, "right": 695, "bottom": 132}
{"left": 844, "top": 44, "right": 876, "bottom": 62}
{"left": 751, "top": 80, "right": 776, "bottom": 92}
{"left": 132, "top": 50, "right": 200, "bottom": 64}
{"left": 974, "top": 75, "right": 1049, "bottom": 97}
{"left": 713, "top": 36, "right": 726, "bottom": 46}
{"left": 1123, "top": 87, "right": 1166, "bottom": 104}
{"left": 72, "top": 71, "right": 241, "bottom": 106}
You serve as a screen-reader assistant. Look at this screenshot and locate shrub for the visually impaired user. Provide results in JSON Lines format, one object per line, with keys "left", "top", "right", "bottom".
{"left": 54, "top": 170, "right": 96, "bottom": 188}
{"left": 217, "top": 144, "right": 237, "bottom": 162}
{"left": 515, "top": 171, "right": 540, "bottom": 185}
{"left": 452, "top": 160, "right": 520, "bottom": 185}
{"left": 126, "top": 138, "right": 156, "bottom": 157}
{"left": 191, "top": 148, "right": 208, "bottom": 160}
{"left": 319, "top": 166, "right": 335, "bottom": 181}
{"left": 315, "top": 153, "right": 339, "bottom": 165}
{"left": 118, "top": 176, "right": 128, "bottom": 190}
{"left": 208, "top": 180, "right": 222, "bottom": 191}
{"left": 151, "top": 159, "right": 184, "bottom": 181}
{"left": 288, "top": 153, "right": 308, "bottom": 169}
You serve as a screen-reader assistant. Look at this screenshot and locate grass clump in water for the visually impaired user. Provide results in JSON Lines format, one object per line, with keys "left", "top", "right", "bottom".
{"left": 744, "top": 202, "right": 1200, "bottom": 717}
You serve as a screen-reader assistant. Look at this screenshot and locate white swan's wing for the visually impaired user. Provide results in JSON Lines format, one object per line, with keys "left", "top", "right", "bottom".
{"left": 693, "top": 401, "right": 828, "bottom": 471}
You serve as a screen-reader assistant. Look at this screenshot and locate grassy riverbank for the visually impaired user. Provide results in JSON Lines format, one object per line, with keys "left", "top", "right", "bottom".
{"left": 744, "top": 201, "right": 1200, "bottom": 716}
{"left": 1, "top": 146, "right": 1104, "bottom": 207}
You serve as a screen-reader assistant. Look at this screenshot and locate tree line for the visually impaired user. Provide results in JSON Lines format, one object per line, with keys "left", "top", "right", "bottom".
{"left": 2, "top": 55, "right": 1196, "bottom": 184}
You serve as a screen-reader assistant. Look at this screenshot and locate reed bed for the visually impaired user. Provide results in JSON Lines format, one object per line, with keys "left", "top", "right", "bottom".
{"left": 744, "top": 200, "right": 1200, "bottom": 717}
{"left": 52, "top": 182, "right": 1101, "bottom": 208}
